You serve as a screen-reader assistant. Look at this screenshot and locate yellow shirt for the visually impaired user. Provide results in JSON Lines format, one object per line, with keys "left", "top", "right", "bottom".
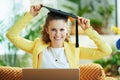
{"left": 6, "top": 13, "right": 112, "bottom": 68}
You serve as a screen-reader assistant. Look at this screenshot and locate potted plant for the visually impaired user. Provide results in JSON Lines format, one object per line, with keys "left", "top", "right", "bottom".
{"left": 94, "top": 45, "right": 120, "bottom": 76}
{"left": 90, "top": 19, "right": 104, "bottom": 34}
{"left": 97, "top": 4, "right": 114, "bottom": 29}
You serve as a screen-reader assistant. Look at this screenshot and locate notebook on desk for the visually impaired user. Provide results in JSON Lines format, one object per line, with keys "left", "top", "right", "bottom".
{"left": 22, "top": 68, "right": 79, "bottom": 80}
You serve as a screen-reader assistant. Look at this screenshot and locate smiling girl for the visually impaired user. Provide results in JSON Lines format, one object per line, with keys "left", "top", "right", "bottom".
{"left": 6, "top": 4, "right": 112, "bottom": 69}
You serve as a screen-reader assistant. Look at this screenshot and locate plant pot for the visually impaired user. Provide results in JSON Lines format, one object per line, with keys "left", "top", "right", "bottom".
{"left": 93, "top": 27, "right": 104, "bottom": 34}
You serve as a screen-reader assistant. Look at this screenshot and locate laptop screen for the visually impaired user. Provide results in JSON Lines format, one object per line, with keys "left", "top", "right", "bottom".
{"left": 23, "top": 69, "right": 79, "bottom": 80}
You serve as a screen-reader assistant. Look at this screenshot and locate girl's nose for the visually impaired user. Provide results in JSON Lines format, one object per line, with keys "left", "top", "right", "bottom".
{"left": 56, "top": 30, "right": 61, "bottom": 36}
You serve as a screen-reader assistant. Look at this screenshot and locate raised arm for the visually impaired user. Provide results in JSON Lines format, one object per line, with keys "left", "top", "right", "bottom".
{"left": 77, "top": 17, "right": 112, "bottom": 59}
{"left": 6, "top": 4, "right": 43, "bottom": 54}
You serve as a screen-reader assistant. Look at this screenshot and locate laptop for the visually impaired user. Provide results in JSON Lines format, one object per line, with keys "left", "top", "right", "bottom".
{"left": 22, "top": 68, "right": 79, "bottom": 80}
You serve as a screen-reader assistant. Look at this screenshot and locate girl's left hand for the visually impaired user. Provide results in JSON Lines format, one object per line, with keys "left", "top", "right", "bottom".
{"left": 77, "top": 16, "right": 91, "bottom": 31}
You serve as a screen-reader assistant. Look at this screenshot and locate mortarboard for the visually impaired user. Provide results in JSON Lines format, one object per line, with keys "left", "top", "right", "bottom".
{"left": 43, "top": 5, "right": 79, "bottom": 48}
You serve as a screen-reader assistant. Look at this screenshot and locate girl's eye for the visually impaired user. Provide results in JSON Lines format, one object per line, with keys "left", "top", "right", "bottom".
{"left": 51, "top": 28, "right": 56, "bottom": 31}
{"left": 60, "top": 28, "right": 64, "bottom": 31}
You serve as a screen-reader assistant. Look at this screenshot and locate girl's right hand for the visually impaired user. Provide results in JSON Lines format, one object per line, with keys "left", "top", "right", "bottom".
{"left": 29, "top": 4, "right": 43, "bottom": 17}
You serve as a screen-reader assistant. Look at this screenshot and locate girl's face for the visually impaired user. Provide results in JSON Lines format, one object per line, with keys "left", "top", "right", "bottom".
{"left": 46, "top": 19, "right": 68, "bottom": 48}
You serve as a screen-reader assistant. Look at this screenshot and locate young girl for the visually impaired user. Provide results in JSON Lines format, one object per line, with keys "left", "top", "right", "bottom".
{"left": 6, "top": 4, "right": 112, "bottom": 69}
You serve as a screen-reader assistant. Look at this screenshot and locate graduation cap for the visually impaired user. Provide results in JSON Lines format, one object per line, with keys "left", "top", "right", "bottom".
{"left": 43, "top": 6, "right": 79, "bottom": 48}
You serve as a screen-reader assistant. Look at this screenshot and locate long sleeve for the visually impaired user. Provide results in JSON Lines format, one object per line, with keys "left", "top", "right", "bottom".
{"left": 6, "top": 13, "right": 35, "bottom": 53}
{"left": 80, "top": 27, "right": 112, "bottom": 60}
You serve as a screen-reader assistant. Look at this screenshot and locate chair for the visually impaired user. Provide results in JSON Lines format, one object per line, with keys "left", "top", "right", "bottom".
{"left": 80, "top": 64, "right": 115, "bottom": 80}
{"left": 0, "top": 64, "right": 116, "bottom": 80}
